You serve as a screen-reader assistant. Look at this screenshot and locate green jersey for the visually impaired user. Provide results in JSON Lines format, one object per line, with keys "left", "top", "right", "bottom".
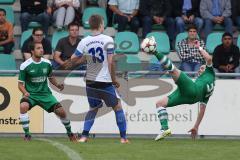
{"left": 18, "top": 58, "right": 52, "bottom": 95}
{"left": 195, "top": 65, "right": 215, "bottom": 104}
{"left": 167, "top": 65, "right": 215, "bottom": 107}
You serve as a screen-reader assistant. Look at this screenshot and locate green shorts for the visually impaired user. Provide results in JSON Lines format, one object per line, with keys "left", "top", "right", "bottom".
{"left": 20, "top": 94, "right": 59, "bottom": 113}
{"left": 167, "top": 72, "right": 198, "bottom": 107}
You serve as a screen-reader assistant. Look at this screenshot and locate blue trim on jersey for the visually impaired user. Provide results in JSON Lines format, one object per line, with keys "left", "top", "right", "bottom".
{"left": 107, "top": 48, "right": 114, "bottom": 54}
{"left": 74, "top": 49, "right": 83, "bottom": 57}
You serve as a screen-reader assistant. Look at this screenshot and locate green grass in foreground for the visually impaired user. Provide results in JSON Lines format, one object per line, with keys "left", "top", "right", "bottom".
{"left": 0, "top": 138, "right": 240, "bottom": 160}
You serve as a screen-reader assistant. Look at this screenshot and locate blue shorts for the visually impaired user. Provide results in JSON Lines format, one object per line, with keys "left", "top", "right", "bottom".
{"left": 86, "top": 81, "right": 119, "bottom": 108}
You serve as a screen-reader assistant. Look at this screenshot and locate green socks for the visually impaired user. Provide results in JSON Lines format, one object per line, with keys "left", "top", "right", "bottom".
{"left": 60, "top": 118, "right": 72, "bottom": 135}
{"left": 20, "top": 113, "right": 30, "bottom": 136}
{"left": 155, "top": 52, "right": 175, "bottom": 71}
{"left": 157, "top": 107, "right": 169, "bottom": 130}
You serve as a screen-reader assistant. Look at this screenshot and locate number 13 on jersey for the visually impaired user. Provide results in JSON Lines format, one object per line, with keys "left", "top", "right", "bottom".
{"left": 88, "top": 47, "right": 104, "bottom": 63}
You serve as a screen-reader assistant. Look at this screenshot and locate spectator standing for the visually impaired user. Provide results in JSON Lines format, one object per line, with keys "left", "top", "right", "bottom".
{"left": 0, "top": 8, "right": 14, "bottom": 54}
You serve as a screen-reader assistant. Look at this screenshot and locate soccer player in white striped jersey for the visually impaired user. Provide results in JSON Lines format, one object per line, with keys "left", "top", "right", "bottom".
{"left": 70, "top": 15, "right": 129, "bottom": 143}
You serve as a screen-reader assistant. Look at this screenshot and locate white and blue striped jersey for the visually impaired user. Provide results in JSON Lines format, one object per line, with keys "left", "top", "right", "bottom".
{"left": 74, "top": 34, "right": 114, "bottom": 82}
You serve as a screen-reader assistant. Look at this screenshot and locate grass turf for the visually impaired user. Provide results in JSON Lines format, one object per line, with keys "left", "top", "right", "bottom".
{"left": 0, "top": 137, "right": 240, "bottom": 160}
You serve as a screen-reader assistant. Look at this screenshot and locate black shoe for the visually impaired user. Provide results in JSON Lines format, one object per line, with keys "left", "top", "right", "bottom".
{"left": 24, "top": 134, "right": 31, "bottom": 141}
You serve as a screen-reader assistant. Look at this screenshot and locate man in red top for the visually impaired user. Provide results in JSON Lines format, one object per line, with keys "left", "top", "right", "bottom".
{"left": 0, "top": 8, "right": 14, "bottom": 54}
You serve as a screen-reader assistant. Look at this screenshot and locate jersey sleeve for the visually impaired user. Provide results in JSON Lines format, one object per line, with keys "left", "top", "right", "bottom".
{"left": 205, "top": 65, "right": 215, "bottom": 75}
{"left": 106, "top": 37, "right": 115, "bottom": 55}
{"left": 108, "top": 0, "right": 118, "bottom": 5}
{"left": 200, "top": 97, "right": 209, "bottom": 106}
{"left": 73, "top": 40, "right": 84, "bottom": 57}
{"left": 18, "top": 65, "right": 26, "bottom": 83}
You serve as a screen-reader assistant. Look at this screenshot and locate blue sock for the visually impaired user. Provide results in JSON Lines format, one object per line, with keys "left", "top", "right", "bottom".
{"left": 82, "top": 110, "right": 97, "bottom": 137}
{"left": 115, "top": 109, "right": 127, "bottom": 139}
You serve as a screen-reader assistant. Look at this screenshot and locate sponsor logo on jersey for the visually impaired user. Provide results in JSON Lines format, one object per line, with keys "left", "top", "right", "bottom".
{"left": 30, "top": 70, "right": 35, "bottom": 73}
{"left": 31, "top": 76, "right": 47, "bottom": 83}
{"left": 43, "top": 68, "right": 48, "bottom": 74}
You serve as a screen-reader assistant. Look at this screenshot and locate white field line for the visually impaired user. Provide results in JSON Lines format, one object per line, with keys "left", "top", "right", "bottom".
{"left": 37, "top": 138, "right": 82, "bottom": 160}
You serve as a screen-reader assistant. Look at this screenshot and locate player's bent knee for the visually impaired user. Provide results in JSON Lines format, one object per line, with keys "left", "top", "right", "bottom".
{"left": 20, "top": 102, "right": 30, "bottom": 113}
{"left": 112, "top": 100, "right": 122, "bottom": 111}
{"left": 156, "top": 97, "right": 168, "bottom": 108}
{"left": 54, "top": 103, "right": 66, "bottom": 118}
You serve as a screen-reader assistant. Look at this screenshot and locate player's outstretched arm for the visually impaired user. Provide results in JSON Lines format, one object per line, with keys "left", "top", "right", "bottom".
{"left": 195, "top": 41, "right": 212, "bottom": 66}
{"left": 60, "top": 55, "right": 86, "bottom": 70}
{"left": 188, "top": 104, "right": 206, "bottom": 139}
{"left": 199, "top": 47, "right": 212, "bottom": 66}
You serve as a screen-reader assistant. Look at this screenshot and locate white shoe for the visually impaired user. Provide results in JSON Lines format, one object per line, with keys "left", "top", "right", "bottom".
{"left": 77, "top": 136, "right": 88, "bottom": 143}
{"left": 155, "top": 129, "right": 171, "bottom": 141}
{"left": 120, "top": 138, "right": 130, "bottom": 144}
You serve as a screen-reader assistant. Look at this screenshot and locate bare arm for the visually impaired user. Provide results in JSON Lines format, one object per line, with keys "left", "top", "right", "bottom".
{"left": 60, "top": 54, "right": 86, "bottom": 70}
{"left": 0, "top": 24, "right": 14, "bottom": 46}
{"left": 109, "top": 5, "right": 125, "bottom": 16}
{"left": 199, "top": 47, "right": 212, "bottom": 66}
{"left": 53, "top": 51, "right": 65, "bottom": 65}
{"left": 18, "top": 82, "right": 30, "bottom": 97}
{"left": 188, "top": 104, "right": 206, "bottom": 139}
{"left": 108, "top": 54, "right": 119, "bottom": 88}
{"left": 48, "top": 75, "right": 64, "bottom": 91}
{"left": 131, "top": 9, "right": 138, "bottom": 17}
{"left": 195, "top": 41, "right": 212, "bottom": 66}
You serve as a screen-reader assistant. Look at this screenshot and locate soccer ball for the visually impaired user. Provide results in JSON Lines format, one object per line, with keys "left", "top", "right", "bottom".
{"left": 141, "top": 36, "right": 157, "bottom": 54}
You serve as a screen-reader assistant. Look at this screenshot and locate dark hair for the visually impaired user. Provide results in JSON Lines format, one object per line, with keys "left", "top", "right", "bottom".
{"left": 29, "top": 41, "right": 42, "bottom": 51}
{"left": 32, "top": 28, "right": 43, "bottom": 35}
{"left": 222, "top": 32, "right": 233, "bottom": 39}
{"left": 187, "top": 24, "right": 197, "bottom": 31}
{"left": 0, "top": 8, "right": 6, "bottom": 15}
{"left": 89, "top": 14, "right": 103, "bottom": 30}
{"left": 68, "top": 22, "right": 79, "bottom": 30}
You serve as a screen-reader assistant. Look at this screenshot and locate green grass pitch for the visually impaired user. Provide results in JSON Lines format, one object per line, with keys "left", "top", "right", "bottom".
{"left": 0, "top": 137, "right": 240, "bottom": 160}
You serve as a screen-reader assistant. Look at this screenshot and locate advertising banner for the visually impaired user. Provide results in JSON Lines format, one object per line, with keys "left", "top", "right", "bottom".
{"left": 0, "top": 77, "right": 43, "bottom": 133}
{"left": 44, "top": 77, "right": 198, "bottom": 135}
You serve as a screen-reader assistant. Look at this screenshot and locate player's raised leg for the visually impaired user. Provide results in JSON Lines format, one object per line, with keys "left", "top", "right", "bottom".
{"left": 154, "top": 52, "right": 183, "bottom": 141}
{"left": 53, "top": 103, "right": 77, "bottom": 142}
{"left": 155, "top": 52, "right": 175, "bottom": 72}
{"left": 154, "top": 52, "right": 182, "bottom": 81}
{"left": 19, "top": 100, "right": 31, "bottom": 141}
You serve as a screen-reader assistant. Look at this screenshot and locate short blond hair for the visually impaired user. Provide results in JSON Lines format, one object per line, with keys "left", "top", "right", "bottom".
{"left": 89, "top": 14, "right": 103, "bottom": 30}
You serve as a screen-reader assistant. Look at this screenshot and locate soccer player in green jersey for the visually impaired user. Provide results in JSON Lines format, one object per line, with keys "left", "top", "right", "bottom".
{"left": 152, "top": 41, "right": 215, "bottom": 140}
{"left": 18, "top": 42, "right": 77, "bottom": 141}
